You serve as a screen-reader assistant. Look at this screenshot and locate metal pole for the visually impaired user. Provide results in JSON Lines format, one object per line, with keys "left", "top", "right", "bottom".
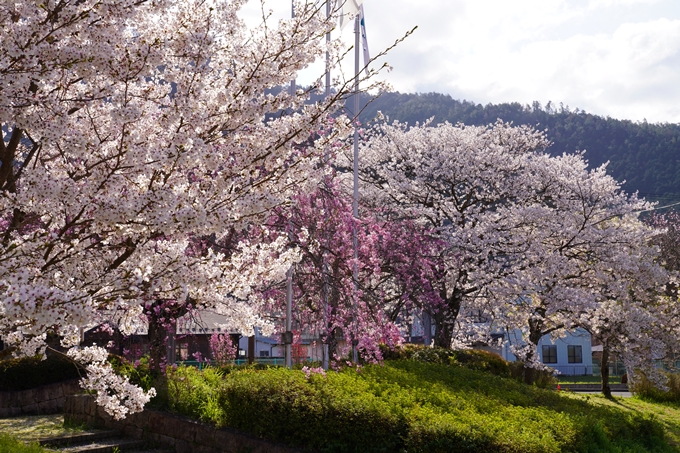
{"left": 351, "top": 13, "right": 360, "bottom": 364}
{"left": 325, "top": 1, "right": 331, "bottom": 99}
{"left": 321, "top": 0, "right": 331, "bottom": 372}
{"left": 284, "top": 0, "right": 296, "bottom": 370}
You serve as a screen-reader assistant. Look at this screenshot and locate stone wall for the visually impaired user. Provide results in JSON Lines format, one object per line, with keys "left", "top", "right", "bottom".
{"left": 64, "top": 394, "right": 307, "bottom": 453}
{"left": 0, "top": 379, "right": 81, "bottom": 417}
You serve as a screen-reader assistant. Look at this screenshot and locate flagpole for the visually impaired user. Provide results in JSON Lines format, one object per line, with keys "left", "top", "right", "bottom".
{"left": 351, "top": 11, "right": 360, "bottom": 364}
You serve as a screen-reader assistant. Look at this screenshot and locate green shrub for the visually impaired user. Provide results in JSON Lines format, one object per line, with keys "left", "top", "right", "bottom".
{"left": 166, "top": 365, "right": 226, "bottom": 426}
{"left": 0, "top": 353, "right": 82, "bottom": 391}
{"left": 380, "top": 343, "right": 422, "bottom": 360}
{"left": 218, "top": 367, "right": 404, "bottom": 452}
{"left": 108, "top": 355, "right": 156, "bottom": 391}
{"left": 507, "top": 361, "right": 558, "bottom": 389}
{"left": 630, "top": 372, "right": 680, "bottom": 404}
{"left": 451, "top": 349, "right": 510, "bottom": 377}
{"left": 108, "top": 355, "right": 172, "bottom": 409}
{"left": 0, "top": 434, "right": 48, "bottom": 453}
{"left": 166, "top": 360, "right": 672, "bottom": 453}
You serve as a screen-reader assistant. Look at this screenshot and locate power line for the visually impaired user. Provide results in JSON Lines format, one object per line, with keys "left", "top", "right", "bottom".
{"left": 637, "top": 200, "right": 680, "bottom": 213}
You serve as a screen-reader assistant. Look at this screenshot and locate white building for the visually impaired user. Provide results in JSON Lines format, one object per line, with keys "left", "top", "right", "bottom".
{"left": 501, "top": 328, "right": 593, "bottom": 376}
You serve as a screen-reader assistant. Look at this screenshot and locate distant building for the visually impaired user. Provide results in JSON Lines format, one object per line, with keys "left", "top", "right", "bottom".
{"left": 502, "top": 328, "right": 593, "bottom": 376}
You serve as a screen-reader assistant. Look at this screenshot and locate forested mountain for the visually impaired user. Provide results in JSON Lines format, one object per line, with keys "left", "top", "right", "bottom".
{"left": 355, "top": 92, "right": 680, "bottom": 204}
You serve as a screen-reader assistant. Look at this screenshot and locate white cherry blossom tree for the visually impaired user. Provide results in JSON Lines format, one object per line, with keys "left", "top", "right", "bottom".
{"left": 358, "top": 120, "right": 552, "bottom": 348}
{"left": 359, "top": 120, "right": 671, "bottom": 384}
{"left": 0, "top": 0, "right": 389, "bottom": 418}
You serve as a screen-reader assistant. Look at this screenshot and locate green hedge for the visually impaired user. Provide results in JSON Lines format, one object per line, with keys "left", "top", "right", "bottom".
{"left": 381, "top": 344, "right": 556, "bottom": 388}
{"left": 166, "top": 361, "right": 672, "bottom": 453}
{"left": 0, "top": 354, "right": 82, "bottom": 391}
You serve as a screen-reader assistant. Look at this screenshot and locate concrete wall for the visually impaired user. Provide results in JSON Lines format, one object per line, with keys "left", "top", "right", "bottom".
{"left": 64, "top": 394, "right": 305, "bottom": 453}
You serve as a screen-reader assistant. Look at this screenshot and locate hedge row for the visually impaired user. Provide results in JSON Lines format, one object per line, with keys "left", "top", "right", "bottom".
{"left": 165, "top": 361, "right": 670, "bottom": 453}
{"left": 382, "top": 344, "right": 556, "bottom": 388}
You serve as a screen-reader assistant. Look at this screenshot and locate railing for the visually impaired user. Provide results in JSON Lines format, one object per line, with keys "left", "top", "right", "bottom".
{"left": 551, "top": 365, "right": 593, "bottom": 376}
{"left": 592, "top": 361, "right": 627, "bottom": 377}
{"left": 177, "top": 357, "right": 288, "bottom": 369}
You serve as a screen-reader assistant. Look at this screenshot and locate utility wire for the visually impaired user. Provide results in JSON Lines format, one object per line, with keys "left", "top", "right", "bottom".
{"left": 636, "top": 200, "right": 680, "bottom": 213}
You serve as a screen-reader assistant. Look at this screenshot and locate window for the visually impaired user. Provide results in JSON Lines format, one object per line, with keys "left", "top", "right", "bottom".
{"left": 259, "top": 350, "right": 270, "bottom": 357}
{"left": 568, "top": 345, "right": 582, "bottom": 363}
{"left": 542, "top": 345, "right": 557, "bottom": 364}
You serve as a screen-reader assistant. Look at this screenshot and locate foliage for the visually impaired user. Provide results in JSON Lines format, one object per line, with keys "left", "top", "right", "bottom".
{"left": 256, "top": 177, "right": 440, "bottom": 364}
{"left": 166, "top": 365, "right": 227, "bottom": 426}
{"left": 631, "top": 372, "right": 680, "bottom": 404}
{"left": 0, "top": 353, "right": 81, "bottom": 391}
{"left": 451, "top": 349, "right": 510, "bottom": 377}
{"left": 0, "top": 434, "right": 48, "bottom": 453}
{"left": 166, "top": 361, "right": 672, "bottom": 453}
{"left": 506, "top": 361, "right": 557, "bottom": 389}
{"left": 381, "top": 344, "right": 557, "bottom": 388}
{"left": 380, "top": 343, "right": 455, "bottom": 364}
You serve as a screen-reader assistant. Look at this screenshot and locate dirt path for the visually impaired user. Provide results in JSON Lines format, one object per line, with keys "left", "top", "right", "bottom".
{"left": 0, "top": 414, "right": 89, "bottom": 442}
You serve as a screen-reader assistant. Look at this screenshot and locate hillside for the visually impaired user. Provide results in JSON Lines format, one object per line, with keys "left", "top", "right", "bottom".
{"left": 355, "top": 92, "right": 680, "bottom": 205}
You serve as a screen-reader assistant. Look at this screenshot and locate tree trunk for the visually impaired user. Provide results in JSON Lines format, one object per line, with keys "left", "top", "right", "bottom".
{"left": 601, "top": 345, "right": 612, "bottom": 398}
{"left": 432, "top": 290, "right": 461, "bottom": 348}
{"left": 144, "top": 299, "right": 193, "bottom": 372}
{"left": 523, "top": 322, "right": 544, "bottom": 385}
{"left": 524, "top": 367, "right": 537, "bottom": 386}
{"left": 433, "top": 313, "right": 455, "bottom": 348}
{"left": 146, "top": 313, "right": 168, "bottom": 372}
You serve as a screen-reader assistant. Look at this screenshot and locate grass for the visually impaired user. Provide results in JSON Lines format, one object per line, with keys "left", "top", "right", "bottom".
{"left": 583, "top": 395, "right": 680, "bottom": 449}
{"left": 0, "top": 434, "right": 48, "bottom": 453}
{"left": 165, "top": 360, "right": 680, "bottom": 452}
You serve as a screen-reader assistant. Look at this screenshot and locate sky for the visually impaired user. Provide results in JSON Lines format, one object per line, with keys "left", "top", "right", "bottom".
{"left": 239, "top": 0, "right": 680, "bottom": 124}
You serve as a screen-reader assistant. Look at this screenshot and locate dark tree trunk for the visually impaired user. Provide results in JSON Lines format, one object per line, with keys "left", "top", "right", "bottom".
{"left": 144, "top": 299, "right": 194, "bottom": 372}
{"left": 524, "top": 321, "right": 545, "bottom": 385}
{"left": 432, "top": 289, "right": 462, "bottom": 348}
{"left": 146, "top": 314, "right": 167, "bottom": 372}
{"left": 601, "top": 345, "right": 612, "bottom": 398}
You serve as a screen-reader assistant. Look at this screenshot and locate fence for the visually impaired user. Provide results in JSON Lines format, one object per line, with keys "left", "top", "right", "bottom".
{"left": 551, "top": 365, "right": 593, "bottom": 376}
{"left": 591, "top": 360, "right": 627, "bottom": 377}
{"left": 177, "top": 357, "right": 287, "bottom": 369}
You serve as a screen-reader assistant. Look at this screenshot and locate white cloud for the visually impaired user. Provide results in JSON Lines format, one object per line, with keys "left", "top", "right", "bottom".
{"left": 237, "top": 0, "right": 680, "bottom": 123}
{"left": 588, "top": 0, "right": 663, "bottom": 9}
{"left": 355, "top": 0, "right": 680, "bottom": 122}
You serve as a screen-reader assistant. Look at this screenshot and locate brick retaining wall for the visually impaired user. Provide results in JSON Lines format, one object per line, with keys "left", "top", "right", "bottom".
{"left": 64, "top": 394, "right": 306, "bottom": 453}
{"left": 0, "top": 379, "right": 81, "bottom": 417}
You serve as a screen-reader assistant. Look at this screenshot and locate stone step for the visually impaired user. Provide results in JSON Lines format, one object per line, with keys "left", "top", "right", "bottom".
{"left": 125, "top": 450, "right": 175, "bottom": 453}
{"left": 39, "top": 430, "right": 122, "bottom": 448}
{"left": 39, "top": 431, "right": 146, "bottom": 453}
{"left": 57, "top": 437, "right": 145, "bottom": 453}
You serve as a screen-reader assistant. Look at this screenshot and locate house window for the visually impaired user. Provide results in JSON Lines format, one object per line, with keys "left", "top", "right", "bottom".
{"left": 542, "top": 345, "right": 558, "bottom": 364}
{"left": 259, "top": 351, "right": 270, "bottom": 357}
{"left": 568, "top": 345, "right": 582, "bottom": 363}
